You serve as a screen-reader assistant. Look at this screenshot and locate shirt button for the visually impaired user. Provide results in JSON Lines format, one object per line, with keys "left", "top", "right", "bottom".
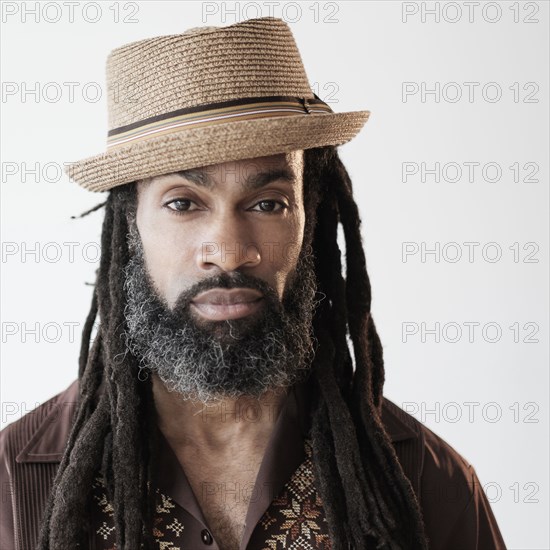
{"left": 201, "top": 529, "right": 213, "bottom": 545}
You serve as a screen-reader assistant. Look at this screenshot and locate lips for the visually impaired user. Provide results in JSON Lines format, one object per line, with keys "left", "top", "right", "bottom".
{"left": 191, "top": 288, "right": 264, "bottom": 321}
{"left": 191, "top": 288, "right": 263, "bottom": 306}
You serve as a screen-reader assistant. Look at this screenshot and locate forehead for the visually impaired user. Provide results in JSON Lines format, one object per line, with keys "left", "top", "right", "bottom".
{"left": 138, "top": 151, "right": 304, "bottom": 193}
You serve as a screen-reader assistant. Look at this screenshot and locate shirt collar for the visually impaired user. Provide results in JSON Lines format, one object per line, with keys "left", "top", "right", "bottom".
{"left": 15, "top": 377, "right": 417, "bottom": 465}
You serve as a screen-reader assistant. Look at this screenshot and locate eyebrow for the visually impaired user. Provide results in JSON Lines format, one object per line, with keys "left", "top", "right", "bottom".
{"left": 175, "top": 167, "right": 297, "bottom": 191}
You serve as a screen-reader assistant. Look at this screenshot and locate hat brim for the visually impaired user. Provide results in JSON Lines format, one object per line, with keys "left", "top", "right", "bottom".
{"left": 65, "top": 110, "right": 371, "bottom": 192}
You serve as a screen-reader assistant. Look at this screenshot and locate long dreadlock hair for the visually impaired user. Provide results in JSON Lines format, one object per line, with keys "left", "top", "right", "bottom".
{"left": 37, "top": 146, "right": 429, "bottom": 550}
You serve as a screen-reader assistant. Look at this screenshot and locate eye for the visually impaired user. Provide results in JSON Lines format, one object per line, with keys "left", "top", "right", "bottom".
{"left": 164, "top": 198, "right": 198, "bottom": 215}
{"left": 164, "top": 198, "right": 288, "bottom": 215}
{"left": 250, "top": 200, "right": 288, "bottom": 214}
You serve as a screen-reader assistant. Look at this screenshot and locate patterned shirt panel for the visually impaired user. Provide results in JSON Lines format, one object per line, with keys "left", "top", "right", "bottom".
{"left": 90, "top": 437, "right": 332, "bottom": 550}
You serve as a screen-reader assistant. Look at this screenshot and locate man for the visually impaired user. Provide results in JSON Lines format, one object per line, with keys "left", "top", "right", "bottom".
{"left": 0, "top": 17, "right": 506, "bottom": 550}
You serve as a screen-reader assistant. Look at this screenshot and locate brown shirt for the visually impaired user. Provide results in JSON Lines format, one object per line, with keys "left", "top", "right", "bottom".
{"left": 90, "top": 378, "right": 331, "bottom": 549}
{"left": 1, "top": 379, "right": 507, "bottom": 549}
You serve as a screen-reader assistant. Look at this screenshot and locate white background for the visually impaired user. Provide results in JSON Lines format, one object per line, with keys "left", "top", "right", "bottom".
{"left": 1, "top": 2, "right": 548, "bottom": 548}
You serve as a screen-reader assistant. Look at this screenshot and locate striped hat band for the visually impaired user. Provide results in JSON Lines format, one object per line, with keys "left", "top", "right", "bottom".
{"left": 107, "top": 95, "right": 334, "bottom": 149}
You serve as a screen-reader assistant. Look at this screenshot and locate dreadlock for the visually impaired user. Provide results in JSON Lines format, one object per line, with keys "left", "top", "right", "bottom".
{"left": 37, "top": 146, "right": 429, "bottom": 549}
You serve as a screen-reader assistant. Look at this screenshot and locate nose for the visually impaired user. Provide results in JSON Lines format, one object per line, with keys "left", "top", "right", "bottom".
{"left": 196, "top": 213, "right": 261, "bottom": 272}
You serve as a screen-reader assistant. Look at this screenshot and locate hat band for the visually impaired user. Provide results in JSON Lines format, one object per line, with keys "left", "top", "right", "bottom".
{"left": 106, "top": 95, "right": 334, "bottom": 149}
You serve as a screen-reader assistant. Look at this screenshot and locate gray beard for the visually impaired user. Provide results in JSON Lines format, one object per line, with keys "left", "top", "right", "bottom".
{"left": 121, "top": 222, "right": 321, "bottom": 405}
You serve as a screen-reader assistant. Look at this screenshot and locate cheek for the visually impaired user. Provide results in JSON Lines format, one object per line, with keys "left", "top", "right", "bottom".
{"left": 262, "top": 207, "right": 305, "bottom": 295}
{"left": 136, "top": 203, "right": 195, "bottom": 302}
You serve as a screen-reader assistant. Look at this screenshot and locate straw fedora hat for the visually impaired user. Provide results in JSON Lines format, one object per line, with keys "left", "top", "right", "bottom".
{"left": 66, "top": 16, "right": 371, "bottom": 193}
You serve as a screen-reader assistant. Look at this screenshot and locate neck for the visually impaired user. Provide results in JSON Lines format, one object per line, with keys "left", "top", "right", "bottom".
{"left": 151, "top": 373, "right": 289, "bottom": 457}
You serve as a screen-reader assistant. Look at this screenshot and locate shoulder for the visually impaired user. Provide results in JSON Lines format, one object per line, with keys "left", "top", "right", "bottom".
{"left": 381, "top": 397, "right": 507, "bottom": 550}
{"left": 0, "top": 380, "right": 80, "bottom": 464}
{"left": 380, "top": 396, "right": 474, "bottom": 511}
{"left": 380, "top": 396, "right": 479, "bottom": 497}
{"left": 0, "top": 381, "right": 79, "bottom": 549}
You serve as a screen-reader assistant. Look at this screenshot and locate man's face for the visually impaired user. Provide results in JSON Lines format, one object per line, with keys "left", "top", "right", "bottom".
{"left": 122, "top": 151, "right": 320, "bottom": 404}
{"left": 135, "top": 151, "right": 307, "bottom": 310}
